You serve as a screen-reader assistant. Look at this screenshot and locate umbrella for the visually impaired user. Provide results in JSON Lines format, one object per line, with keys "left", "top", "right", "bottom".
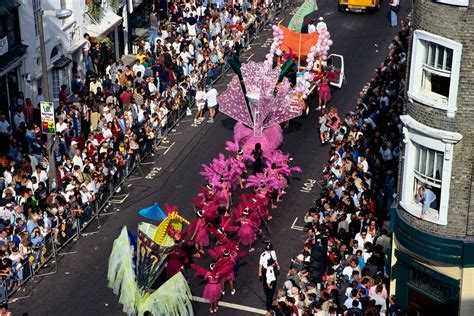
{"left": 139, "top": 203, "right": 167, "bottom": 221}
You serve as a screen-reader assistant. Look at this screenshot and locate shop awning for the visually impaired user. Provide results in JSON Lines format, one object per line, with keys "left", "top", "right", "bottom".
{"left": 53, "top": 56, "right": 72, "bottom": 69}
{"left": 86, "top": 8, "right": 123, "bottom": 37}
{"left": 67, "top": 38, "right": 87, "bottom": 54}
{"left": 0, "top": 44, "right": 27, "bottom": 77}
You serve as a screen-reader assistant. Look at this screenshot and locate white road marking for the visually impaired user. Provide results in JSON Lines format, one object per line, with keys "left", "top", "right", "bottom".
{"left": 168, "top": 131, "right": 182, "bottom": 136}
{"left": 246, "top": 53, "right": 254, "bottom": 61}
{"left": 291, "top": 217, "right": 305, "bottom": 231}
{"left": 278, "top": 18, "right": 284, "bottom": 24}
{"left": 164, "top": 141, "right": 175, "bottom": 155}
{"left": 191, "top": 296, "right": 267, "bottom": 314}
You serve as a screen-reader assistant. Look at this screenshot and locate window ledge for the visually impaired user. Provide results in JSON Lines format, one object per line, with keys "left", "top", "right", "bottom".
{"left": 400, "top": 114, "right": 463, "bottom": 143}
{"left": 400, "top": 200, "right": 447, "bottom": 225}
{"left": 408, "top": 90, "right": 449, "bottom": 111}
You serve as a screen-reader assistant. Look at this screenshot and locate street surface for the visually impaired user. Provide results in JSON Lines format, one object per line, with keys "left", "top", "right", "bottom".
{"left": 11, "top": 1, "right": 410, "bottom": 315}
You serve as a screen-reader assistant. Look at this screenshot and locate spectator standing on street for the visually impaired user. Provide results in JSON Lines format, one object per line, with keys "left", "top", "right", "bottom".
{"left": 389, "top": 0, "right": 400, "bottom": 27}
{"left": 194, "top": 85, "right": 207, "bottom": 125}
{"left": 205, "top": 84, "right": 219, "bottom": 123}
{"left": 149, "top": 8, "right": 159, "bottom": 47}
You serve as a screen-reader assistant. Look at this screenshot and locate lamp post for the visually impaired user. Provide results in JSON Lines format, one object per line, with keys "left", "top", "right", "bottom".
{"left": 36, "top": 8, "right": 72, "bottom": 191}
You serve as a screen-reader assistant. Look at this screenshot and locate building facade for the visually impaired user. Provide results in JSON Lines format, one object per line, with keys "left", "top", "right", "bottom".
{"left": 391, "top": 0, "right": 474, "bottom": 315}
{"left": 0, "top": 2, "right": 27, "bottom": 120}
{"left": 0, "top": 0, "right": 132, "bottom": 114}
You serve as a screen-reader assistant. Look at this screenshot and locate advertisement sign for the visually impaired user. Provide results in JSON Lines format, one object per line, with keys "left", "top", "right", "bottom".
{"left": 40, "top": 101, "right": 56, "bottom": 134}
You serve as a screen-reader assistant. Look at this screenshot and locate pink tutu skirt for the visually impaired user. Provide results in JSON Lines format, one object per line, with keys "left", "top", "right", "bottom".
{"left": 278, "top": 177, "right": 288, "bottom": 193}
{"left": 216, "top": 191, "right": 230, "bottom": 208}
{"left": 203, "top": 282, "right": 222, "bottom": 304}
{"left": 319, "top": 84, "right": 331, "bottom": 103}
{"left": 221, "top": 270, "right": 235, "bottom": 283}
{"left": 238, "top": 224, "right": 256, "bottom": 246}
{"left": 195, "top": 227, "right": 210, "bottom": 247}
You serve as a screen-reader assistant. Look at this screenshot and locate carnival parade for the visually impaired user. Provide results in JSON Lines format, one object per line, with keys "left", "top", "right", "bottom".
{"left": 106, "top": 3, "right": 338, "bottom": 314}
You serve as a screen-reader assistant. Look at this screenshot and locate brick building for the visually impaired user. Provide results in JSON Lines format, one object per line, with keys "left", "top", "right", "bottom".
{"left": 390, "top": 0, "right": 474, "bottom": 315}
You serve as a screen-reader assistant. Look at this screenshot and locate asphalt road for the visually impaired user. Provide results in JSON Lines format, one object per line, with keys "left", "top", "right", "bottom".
{"left": 11, "top": 2, "right": 410, "bottom": 315}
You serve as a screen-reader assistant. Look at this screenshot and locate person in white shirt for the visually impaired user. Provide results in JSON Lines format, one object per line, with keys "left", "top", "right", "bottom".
{"left": 358, "top": 155, "right": 369, "bottom": 173}
{"left": 205, "top": 85, "right": 219, "bottom": 123}
{"left": 379, "top": 144, "right": 393, "bottom": 162}
{"left": 89, "top": 77, "right": 102, "bottom": 94}
{"left": 132, "top": 59, "right": 145, "bottom": 79}
{"left": 72, "top": 149, "right": 84, "bottom": 171}
{"left": 371, "top": 285, "right": 387, "bottom": 313}
{"left": 308, "top": 20, "right": 316, "bottom": 34}
{"left": 258, "top": 243, "right": 280, "bottom": 313}
{"left": 13, "top": 111, "right": 25, "bottom": 131}
{"left": 33, "top": 166, "right": 48, "bottom": 184}
{"left": 194, "top": 85, "right": 207, "bottom": 124}
{"left": 56, "top": 116, "right": 68, "bottom": 134}
{"left": 316, "top": 17, "right": 327, "bottom": 33}
{"left": 355, "top": 230, "right": 374, "bottom": 249}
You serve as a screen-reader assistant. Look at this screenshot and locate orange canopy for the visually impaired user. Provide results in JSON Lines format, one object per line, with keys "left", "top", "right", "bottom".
{"left": 278, "top": 25, "right": 318, "bottom": 57}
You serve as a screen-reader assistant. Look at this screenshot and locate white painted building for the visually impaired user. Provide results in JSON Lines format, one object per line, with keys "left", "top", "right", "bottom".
{"left": 14, "top": 0, "right": 128, "bottom": 105}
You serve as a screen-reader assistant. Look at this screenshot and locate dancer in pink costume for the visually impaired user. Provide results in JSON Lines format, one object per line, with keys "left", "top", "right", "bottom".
{"left": 214, "top": 250, "right": 237, "bottom": 296}
{"left": 235, "top": 209, "right": 258, "bottom": 252}
{"left": 218, "top": 213, "right": 240, "bottom": 234}
{"left": 215, "top": 179, "right": 231, "bottom": 215}
{"left": 192, "top": 263, "right": 223, "bottom": 313}
{"left": 207, "top": 228, "right": 239, "bottom": 259}
{"left": 318, "top": 74, "right": 332, "bottom": 110}
{"left": 165, "top": 245, "right": 189, "bottom": 279}
{"left": 188, "top": 210, "right": 210, "bottom": 257}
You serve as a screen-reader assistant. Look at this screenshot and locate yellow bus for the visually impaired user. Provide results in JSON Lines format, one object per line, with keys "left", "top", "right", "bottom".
{"left": 338, "top": 0, "right": 381, "bottom": 12}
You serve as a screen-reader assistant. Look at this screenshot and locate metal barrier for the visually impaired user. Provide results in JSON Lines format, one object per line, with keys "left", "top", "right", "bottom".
{"left": 3, "top": 0, "right": 285, "bottom": 303}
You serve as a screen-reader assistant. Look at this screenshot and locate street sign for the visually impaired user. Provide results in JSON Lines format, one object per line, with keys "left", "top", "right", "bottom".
{"left": 40, "top": 101, "right": 56, "bottom": 134}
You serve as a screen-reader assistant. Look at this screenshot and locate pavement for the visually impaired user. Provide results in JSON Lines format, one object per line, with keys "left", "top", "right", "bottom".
{"left": 10, "top": 2, "right": 410, "bottom": 316}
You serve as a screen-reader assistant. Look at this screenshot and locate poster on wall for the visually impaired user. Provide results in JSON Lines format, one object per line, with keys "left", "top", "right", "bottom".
{"left": 0, "top": 36, "right": 8, "bottom": 56}
{"left": 40, "top": 101, "right": 56, "bottom": 134}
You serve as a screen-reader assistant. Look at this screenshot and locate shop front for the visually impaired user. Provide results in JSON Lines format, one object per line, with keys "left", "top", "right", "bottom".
{"left": 0, "top": 4, "right": 27, "bottom": 121}
{"left": 392, "top": 249, "right": 460, "bottom": 316}
{"left": 391, "top": 208, "right": 474, "bottom": 315}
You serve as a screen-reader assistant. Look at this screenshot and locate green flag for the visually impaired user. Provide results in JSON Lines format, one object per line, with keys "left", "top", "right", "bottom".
{"left": 228, "top": 54, "right": 243, "bottom": 82}
{"left": 288, "top": 0, "right": 318, "bottom": 32}
{"left": 278, "top": 60, "right": 297, "bottom": 86}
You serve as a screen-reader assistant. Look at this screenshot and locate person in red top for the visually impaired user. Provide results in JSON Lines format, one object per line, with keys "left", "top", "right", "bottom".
{"left": 59, "top": 85, "right": 68, "bottom": 104}
{"left": 285, "top": 296, "right": 299, "bottom": 316}
{"left": 23, "top": 99, "right": 34, "bottom": 124}
{"left": 95, "top": 128, "right": 104, "bottom": 144}
{"left": 119, "top": 88, "right": 133, "bottom": 107}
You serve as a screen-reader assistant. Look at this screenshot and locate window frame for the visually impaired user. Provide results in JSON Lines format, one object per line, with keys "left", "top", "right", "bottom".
{"left": 408, "top": 30, "right": 462, "bottom": 118}
{"left": 33, "top": 0, "right": 41, "bottom": 37}
{"left": 51, "top": 67, "right": 71, "bottom": 100}
{"left": 399, "top": 115, "right": 462, "bottom": 226}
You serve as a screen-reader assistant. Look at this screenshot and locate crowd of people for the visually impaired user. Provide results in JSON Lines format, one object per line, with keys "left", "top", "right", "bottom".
{"left": 0, "top": 0, "right": 275, "bottom": 296}
{"left": 268, "top": 20, "right": 410, "bottom": 316}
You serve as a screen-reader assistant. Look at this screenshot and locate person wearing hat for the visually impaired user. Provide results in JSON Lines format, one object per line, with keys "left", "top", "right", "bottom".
{"left": 189, "top": 210, "right": 210, "bottom": 257}
{"left": 258, "top": 243, "right": 280, "bottom": 313}
{"left": 201, "top": 263, "right": 222, "bottom": 313}
{"left": 217, "top": 249, "right": 237, "bottom": 296}
{"left": 236, "top": 208, "right": 257, "bottom": 252}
